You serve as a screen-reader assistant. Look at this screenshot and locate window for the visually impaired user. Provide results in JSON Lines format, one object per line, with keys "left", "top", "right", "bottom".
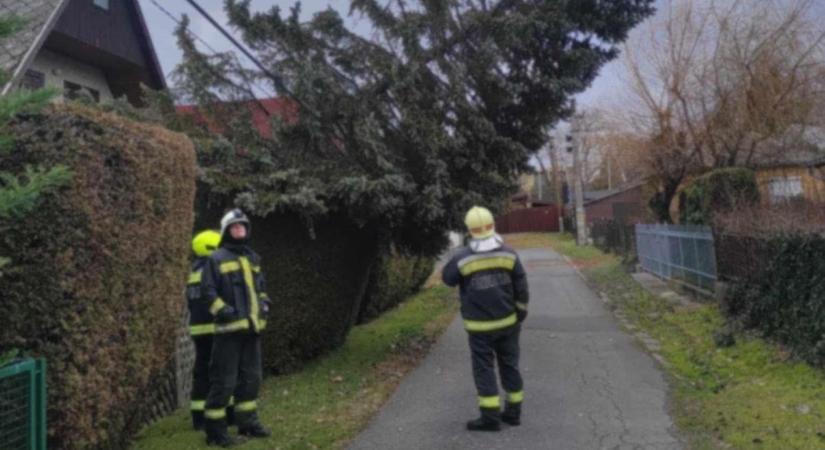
{"left": 768, "top": 176, "right": 803, "bottom": 203}
{"left": 20, "top": 70, "right": 45, "bottom": 90}
{"left": 64, "top": 81, "right": 100, "bottom": 103}
{"left": 93, "top": 0, "right": 109, "bottom": 10}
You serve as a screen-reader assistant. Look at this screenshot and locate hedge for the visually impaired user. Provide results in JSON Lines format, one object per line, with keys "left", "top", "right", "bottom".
{"left": 357, "top": 249, "right": 435, "bottom": 324}
{"left": 722, "top": 234, "right": 825, "bottom": 368}
{"left": 680, "top": 168, "right": 759, "bottom": 225}
{"left": 0, "top": 105, "right": 196, "bottom": 449}
{"left": 194, "top": 205, "right": 380, "bottom": 374}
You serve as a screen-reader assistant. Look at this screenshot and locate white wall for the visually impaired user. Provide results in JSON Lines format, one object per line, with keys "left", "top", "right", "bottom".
{"left": 27, "top": 48, "right": 113, "bottom": 102}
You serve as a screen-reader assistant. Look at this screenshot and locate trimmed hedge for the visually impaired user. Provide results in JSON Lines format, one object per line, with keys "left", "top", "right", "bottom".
{"left": 0, "top": 105, "right": 196, "bottom": 449}
{"left": 194, "top": 206, "right": 380, "bottom": 374}
{"left": 680, "top": 168, "right": 759, "bottom": 225}
{"left": 723, "top": 234, "right": 825, "bottom": 368}
{"left": 357, "top": 249, "right": 435, "bottom": 324}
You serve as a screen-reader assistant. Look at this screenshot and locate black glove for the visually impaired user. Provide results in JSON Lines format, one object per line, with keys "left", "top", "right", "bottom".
{"left": 517, "top": 310, "right": 528, "bottom": 323}
{"left": 215, "top": 305, "right": 236, "bottom": 323}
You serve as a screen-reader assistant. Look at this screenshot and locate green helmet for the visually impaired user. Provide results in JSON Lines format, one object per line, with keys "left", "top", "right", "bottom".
{"left": 192, "top": 230, "right": 221, "bottom": 257}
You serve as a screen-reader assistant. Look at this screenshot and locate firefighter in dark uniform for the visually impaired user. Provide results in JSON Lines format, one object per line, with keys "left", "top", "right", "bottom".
{"left": 187, "top": 229, "right": 224, "bottom": 430}
{"left": 202, "top": 209, "right": 272, "bottom": 447}
{"left": 442, "top": 206, "right": 529, "bottom": 432}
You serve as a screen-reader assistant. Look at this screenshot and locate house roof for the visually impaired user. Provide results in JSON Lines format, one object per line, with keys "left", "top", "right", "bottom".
{"left": 176, "top": 98, "right": 298, "bottom": 139}
{"left": 584, "top": 179, "right": 646, "bottom": 205}
{"left": 0, "top": 0, "right": 67, "bottom": 94}
{"left": 0, "top": 0, "right": 165, "bottom": 95}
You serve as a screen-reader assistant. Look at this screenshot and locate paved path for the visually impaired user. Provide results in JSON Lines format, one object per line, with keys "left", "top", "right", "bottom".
{"left": 349, "top": 248, "right": 683, "bottom": 450}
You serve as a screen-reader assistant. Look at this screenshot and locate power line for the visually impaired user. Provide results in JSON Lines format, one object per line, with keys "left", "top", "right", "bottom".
{"left": 183, "top": 0, "right": 297, "bottom": 102}
{"left": 147, "top": 0, "right": 274, "bottom": 113}
{"left": 148, "top": 0, "right": 219, "bottom": 54}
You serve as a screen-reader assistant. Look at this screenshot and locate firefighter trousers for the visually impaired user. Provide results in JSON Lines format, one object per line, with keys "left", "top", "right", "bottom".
{"left": 204, "top": 332, "right": 262, "bottom": 428}
{"left": 468, "top": 325, "right": 524, "bottom": 410}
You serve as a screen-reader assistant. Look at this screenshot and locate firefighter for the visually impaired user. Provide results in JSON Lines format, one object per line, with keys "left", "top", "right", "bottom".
{"left": 201, "top": 209, "right": 272, "bottom": 447}
{"left": 442, "top": 206, "right": 529, "bottom": 431}
{"left": 187, "top": 229, "right": 223, "bottom": 430}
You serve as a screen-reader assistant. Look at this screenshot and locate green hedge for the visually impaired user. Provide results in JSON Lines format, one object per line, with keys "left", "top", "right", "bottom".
{"left": 680, "top": 168, "right": 759, "bottom": 225}
{"left": 357, "top": 249, "right": 435, "bottom": 324}
{"left": 0, "top": 105, "right": 196, "bottom": 449}
{"left": 194, "top": 206, "right": 380, "bottom": 374}
{"left": 724, "top": 234, "right": 825, "bottom": 368}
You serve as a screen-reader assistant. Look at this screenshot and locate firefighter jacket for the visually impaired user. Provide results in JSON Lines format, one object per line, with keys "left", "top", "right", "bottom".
{"left": 201, "top": 243, "right": 271, "bottom": 335}
{"left": 442, "top": 241, "right": 529, "bottom": 333}
{"left": 187, "top": 256, "right": 217, "bottom": 337}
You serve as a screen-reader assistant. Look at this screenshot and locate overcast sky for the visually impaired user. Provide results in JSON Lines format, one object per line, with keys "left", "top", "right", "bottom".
{"left": 137, "top": 0, "right": 669, "bottom": 109}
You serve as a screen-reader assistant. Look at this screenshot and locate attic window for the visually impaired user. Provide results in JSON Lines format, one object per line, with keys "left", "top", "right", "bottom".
{"left": 768, "top": 176, "right": 803, "bottom": 203}
{"left": 93, "top": 0, "right": 109, "bottom": 10}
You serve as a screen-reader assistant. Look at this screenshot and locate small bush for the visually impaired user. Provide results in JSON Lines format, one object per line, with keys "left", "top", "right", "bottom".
{"left": 357, "top": 249, "right": 435, "bottom": 324}
{"left": 723, "top": 234, "right": 825, "bottom": 368}
{"left": 680, "top": 168, "right": 759, "bottom": 225}
{"left": 0, "top": 105, "right": 196, "bottom": 449}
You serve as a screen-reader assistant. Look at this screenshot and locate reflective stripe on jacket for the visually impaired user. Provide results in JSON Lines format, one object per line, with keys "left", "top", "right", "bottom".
{"left": 442, "top": 244, "right": 529, "bottom": 333}
{"left": 201, "top": 245, "right": 270, "bottom": 335}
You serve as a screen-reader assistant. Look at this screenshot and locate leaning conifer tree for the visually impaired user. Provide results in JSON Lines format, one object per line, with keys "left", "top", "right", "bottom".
{"left": 173, "top": 0, "right": 654, "bottom": 255}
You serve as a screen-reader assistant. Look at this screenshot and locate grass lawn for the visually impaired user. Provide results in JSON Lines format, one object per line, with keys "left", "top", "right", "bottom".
{"left": 133, "top": 284, "right": 458, "bottom": 450}
{"left": 522, "top": 232, "right": 825, "bottom": 450}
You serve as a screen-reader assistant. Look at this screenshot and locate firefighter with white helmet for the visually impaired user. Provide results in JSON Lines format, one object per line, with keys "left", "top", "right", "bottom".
{"left": 201, "top": 209, "right": 272, "bottom": 447}
{"left": 442, "top": 206, "right": 529, "bottom": 431}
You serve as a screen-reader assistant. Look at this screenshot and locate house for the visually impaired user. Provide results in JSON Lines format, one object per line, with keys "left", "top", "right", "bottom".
{"left": 583, "top": 180, "right": 649, "bottom": 225}
{"left": 176, "top": 97, "right": 297, "bottom": 139}
{"left": 753, "top": 154, "right": 825, "bottom": 204}
{"left": 0, "top": 0, "right": 165, "bottom": 106}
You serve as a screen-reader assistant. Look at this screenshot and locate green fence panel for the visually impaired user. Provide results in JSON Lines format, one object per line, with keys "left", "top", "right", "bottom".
{"left": 0, "top": 359, "right": 46, "bottom": 450}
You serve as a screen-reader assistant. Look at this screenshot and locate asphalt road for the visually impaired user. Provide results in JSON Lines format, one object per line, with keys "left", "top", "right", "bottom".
{"left": 349, "top": 247, "right": 683, "bottom": 450}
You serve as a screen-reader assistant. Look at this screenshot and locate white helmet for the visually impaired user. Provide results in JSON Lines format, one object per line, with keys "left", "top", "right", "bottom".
{"left": 220, "top": 208, "right": 251, "bottom": 240}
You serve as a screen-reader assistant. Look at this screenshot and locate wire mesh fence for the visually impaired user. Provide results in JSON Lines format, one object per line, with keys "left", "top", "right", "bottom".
{"left": 635, "top": 224, "right": 717, "bottom": 292}
{"left": 0, "top": 359, "right": 46, "bottom": 450}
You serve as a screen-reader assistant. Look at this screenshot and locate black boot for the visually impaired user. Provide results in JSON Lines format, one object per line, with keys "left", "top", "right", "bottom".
{"left": 239, "top": 421, "right": 271, "bottom": 438}
{"left": 192, "top": 411, "right": 206, "bottom": 431}
{"left": 466, "top": 407, "right": 501, "bottom": 432}
{"left": 502, "top": 402, "right": 521, "bottom": 426}
{"left": 205, "top": 419, "right": 240, "bottom": 447}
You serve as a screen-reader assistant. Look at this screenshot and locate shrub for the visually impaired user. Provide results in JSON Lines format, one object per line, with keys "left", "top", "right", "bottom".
{"left": 357, "top": 249, "right": 435, "bottom": 324}
{"left": 0, "top": 105, "right": 196, "bottom": 449}
{"left": 722, "top": 234, "right": 825, "bottom": 368}
{"left": 194, "top": 206, "right": 380, "bottom": 374}
{"left": 680, "top": 168, "right": 760, "bottom": 225}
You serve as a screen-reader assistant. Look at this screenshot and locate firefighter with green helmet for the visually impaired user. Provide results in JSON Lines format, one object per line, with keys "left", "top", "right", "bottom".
{"left": 201, "top": 209, "right": 272, "bottom": 447}
{"left": 187, "top": 229, "right": 226, "bottom": 430}
{"left": 442, "top": 206, "right": 529, "bottom": 431}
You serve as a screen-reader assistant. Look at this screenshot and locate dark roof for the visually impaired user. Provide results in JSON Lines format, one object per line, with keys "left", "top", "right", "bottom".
{"left": 584, "top": 180, "right": 646, "bottom": 205}
{"left": 0, "top": 0, "right": 67, "bottom": 93}
{"left": 0, "top": 0, "right": 165, "bottom": 94}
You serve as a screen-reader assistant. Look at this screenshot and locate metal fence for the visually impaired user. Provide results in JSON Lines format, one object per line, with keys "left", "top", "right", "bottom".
{"left": 0, "top": 359, "right": 46, "bottom": 450}
{"left": 635, "top": 224, "right": 717, "bottom": 292}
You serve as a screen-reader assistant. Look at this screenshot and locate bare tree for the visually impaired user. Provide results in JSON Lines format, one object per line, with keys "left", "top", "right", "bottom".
{"left": 620, "top": 0, "right": 825, "bottom": 221}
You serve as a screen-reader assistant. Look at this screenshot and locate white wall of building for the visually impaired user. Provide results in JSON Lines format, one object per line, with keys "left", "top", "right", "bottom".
{"left": 27, "top": 48, "right": 113, "bottom": 102}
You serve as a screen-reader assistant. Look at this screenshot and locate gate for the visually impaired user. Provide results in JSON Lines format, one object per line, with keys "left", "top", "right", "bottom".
{"left": 0, "top": 358, "right": 47, "bottom": 450}
{"left": 496, "top": 206, "right": 560, "bottom": 233}
{"left": 635, "top": 224, "right": 717, "bottom": 292}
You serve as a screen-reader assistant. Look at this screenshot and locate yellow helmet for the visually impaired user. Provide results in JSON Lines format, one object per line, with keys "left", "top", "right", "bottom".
{"left": 192, "top": 230, "right": 221, "bottom": 257}
{"left": 464, "top": 206, "right": 496, "bottom": 239}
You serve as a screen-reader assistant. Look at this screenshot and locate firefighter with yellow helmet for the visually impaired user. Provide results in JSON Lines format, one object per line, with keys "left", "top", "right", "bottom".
{"left": 442, "top": 206, "right": 529, "bottom": 431}
{"left": 187, "top": 229, "right": 223, "bottom": 430}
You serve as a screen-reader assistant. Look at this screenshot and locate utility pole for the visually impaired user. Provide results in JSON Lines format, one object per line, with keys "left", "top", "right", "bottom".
{"left": 567, "top": 119, "right": 587, "bottom": 245}
{"left": 548, "top": 141, "right": 564, "bottom": 233}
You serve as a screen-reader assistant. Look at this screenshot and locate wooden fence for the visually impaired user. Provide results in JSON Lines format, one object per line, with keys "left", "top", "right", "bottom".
{"left": 496, "top": 206, "right": 560, "bottom": 234}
